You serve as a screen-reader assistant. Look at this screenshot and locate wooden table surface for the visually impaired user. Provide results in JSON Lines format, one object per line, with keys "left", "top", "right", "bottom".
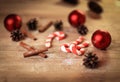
{"left": 0, "top": 0, "right": 120, "bottom": 82}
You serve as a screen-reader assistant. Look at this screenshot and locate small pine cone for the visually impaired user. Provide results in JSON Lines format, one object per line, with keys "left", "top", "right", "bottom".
{"left": 83, "top": 52, "right": 99, "bottom": 69}
{"left": 54, "top": 20, "right": 63, "bottom": 31}
{"left": 63, "top": 0, "right": 79, "bottom": 5}
{"left": 88, "top": 1, "right": 103, "bottom": 14}
{"left": 10, "top": 29, "right": 25, "bottom": 42}
{"left": 77, "top": 25, "right": 88, "bottom": 35}
{"left": 27, "top": 18, "right": 38, "bottom": 30}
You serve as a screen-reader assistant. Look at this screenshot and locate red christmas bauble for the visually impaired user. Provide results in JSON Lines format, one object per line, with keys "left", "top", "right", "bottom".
{"left": 68, "top": 10, "right": 86, "bottom": 27}
{"left": 91, "top": 30, "right": 111, "bottom": 50}
{"left": 4, "top": 14, "right": 22, "bottom": 32}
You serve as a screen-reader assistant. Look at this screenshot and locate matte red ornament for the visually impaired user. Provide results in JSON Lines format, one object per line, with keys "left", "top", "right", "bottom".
{"left": 68, "top": 10, "right": 86, "bottom": 27}
{"left": 91, "top": 30, "right": 111, "bottom": 50}
{"left": 4, "top": 14, "right": 22, "bottom": 32}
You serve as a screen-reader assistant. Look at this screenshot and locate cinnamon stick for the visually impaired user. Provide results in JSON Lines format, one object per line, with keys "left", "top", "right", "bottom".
{"left": 38, "top": 53, "right": 48, "bottom": 58}
{"left": 20, "top": 28, "right": 37, "bottom": 40}
{"left": 19, "top": 42, "right": 35, "bottom": 51}
{"left": 39, "top": 21, "right": 53, "bottom": 32}
{"left": 19, "top": 42, "right": 48, "bottom": 58}
{"left": 23, "top": 47, "right": 48, "bottom": 57}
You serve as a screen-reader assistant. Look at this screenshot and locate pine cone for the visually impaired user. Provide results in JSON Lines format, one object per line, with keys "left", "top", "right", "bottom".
{"left": 63, "top": 0, "right": 79, "bottom": 5}
{"left": 10, "top": 29, "right": 25, "bottom": 42}
{"left": 54, "top": 20, "right": 63, "bottom": 31}
{"left": 77, "top": 25, "right": 88, "bottom": 35}
{"left": 88, "top": 1, "right": 103, "bottom": 14}
{"left": 27, "top": 18, "right": 38, "bottom": 30}
{"left": 83, "top": 52, "right": 99, "bottom": 69}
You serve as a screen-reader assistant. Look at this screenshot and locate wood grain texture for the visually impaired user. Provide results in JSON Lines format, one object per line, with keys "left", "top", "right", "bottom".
{"left": 0, "top": 0, "right": 120, "bottom": 82}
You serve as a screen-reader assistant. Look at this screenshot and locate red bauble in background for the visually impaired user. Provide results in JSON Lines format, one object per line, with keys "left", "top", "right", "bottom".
{"left": 4, "top": 14, "right": 22, "bottom": 32}
{"left": 68, "top": 10, "right": 86, "bottom": 27}
{"left": 91, "top": 30, "right": 111, "bottom": 50}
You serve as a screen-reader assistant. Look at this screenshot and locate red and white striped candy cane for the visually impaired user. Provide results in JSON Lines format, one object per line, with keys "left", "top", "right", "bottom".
{"left": 72, "top": 36, "right": 84, "bottom": 45}
{"left": 45, "top": 34, "right": 56, "bottom": 48}
{"left": 69, "top": 41, "right": 90, "bottom": 56}
{"left": 69, "top": 43, "right": 85, "bottom": 56}
{"left": 54, "top": 31, "right": 66, "bottom": 41}
{"left": 60, "top": 43, "right": 71, "bottom": 53}
{"left": 76, "top": 41, "right": 90, "bottom": 49}
{"left": 60, "top": 36, "right": 90, "bottom": 56}
{"left": 45, "top": 31, "right": 66, "bottom": 48}
{"left": 69, "top": 36, "right": 85, "bottom": 55}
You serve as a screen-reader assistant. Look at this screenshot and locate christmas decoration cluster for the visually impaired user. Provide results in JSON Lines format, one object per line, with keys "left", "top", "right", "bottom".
{"left": 3, "top": 0, "right": 111, "bottom": 69}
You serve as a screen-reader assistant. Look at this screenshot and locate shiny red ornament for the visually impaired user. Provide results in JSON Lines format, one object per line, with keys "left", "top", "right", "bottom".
{"left": 68, "top": 10, "right": 86, "bottom": 27}
{"left": 4, "top": 14, "right": 22, "bottom": 32}
{"left": 91, "top": 30, "right": 111, "bottom": 50}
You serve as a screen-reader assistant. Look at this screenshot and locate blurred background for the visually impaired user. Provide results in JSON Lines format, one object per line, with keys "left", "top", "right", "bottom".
{"left": 0, "top": 0, "right": 120, "bottom": 82}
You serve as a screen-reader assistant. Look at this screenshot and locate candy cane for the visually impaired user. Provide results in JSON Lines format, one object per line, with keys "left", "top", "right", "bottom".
{"left": 60, "top": 36, "right": 84, "bottom": 53}
{"left": 72, "top": 36, "right": 84, "bottom": 45}
{"left": 69, "top": 42, "right": 89, "bottom": 56}
{"left": 60, "top": 36, "right": 90, "bottom": 56}
{"left": 45, "top": 34, "right": 55, "bottom": 48}
{"left": 54, "top": 31, "right": 66, "bottom": 41}
{"left": 76, "top": 41, "right": 90, "bottom": 49}
{"left": 60, "top": 43, "right": 71, "bottom": 53}
{"left": 69, "top": 44, "right": 84, "bottom": 56}
{"left": 45, "top": 31, "right": 66, "bottom": 48}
